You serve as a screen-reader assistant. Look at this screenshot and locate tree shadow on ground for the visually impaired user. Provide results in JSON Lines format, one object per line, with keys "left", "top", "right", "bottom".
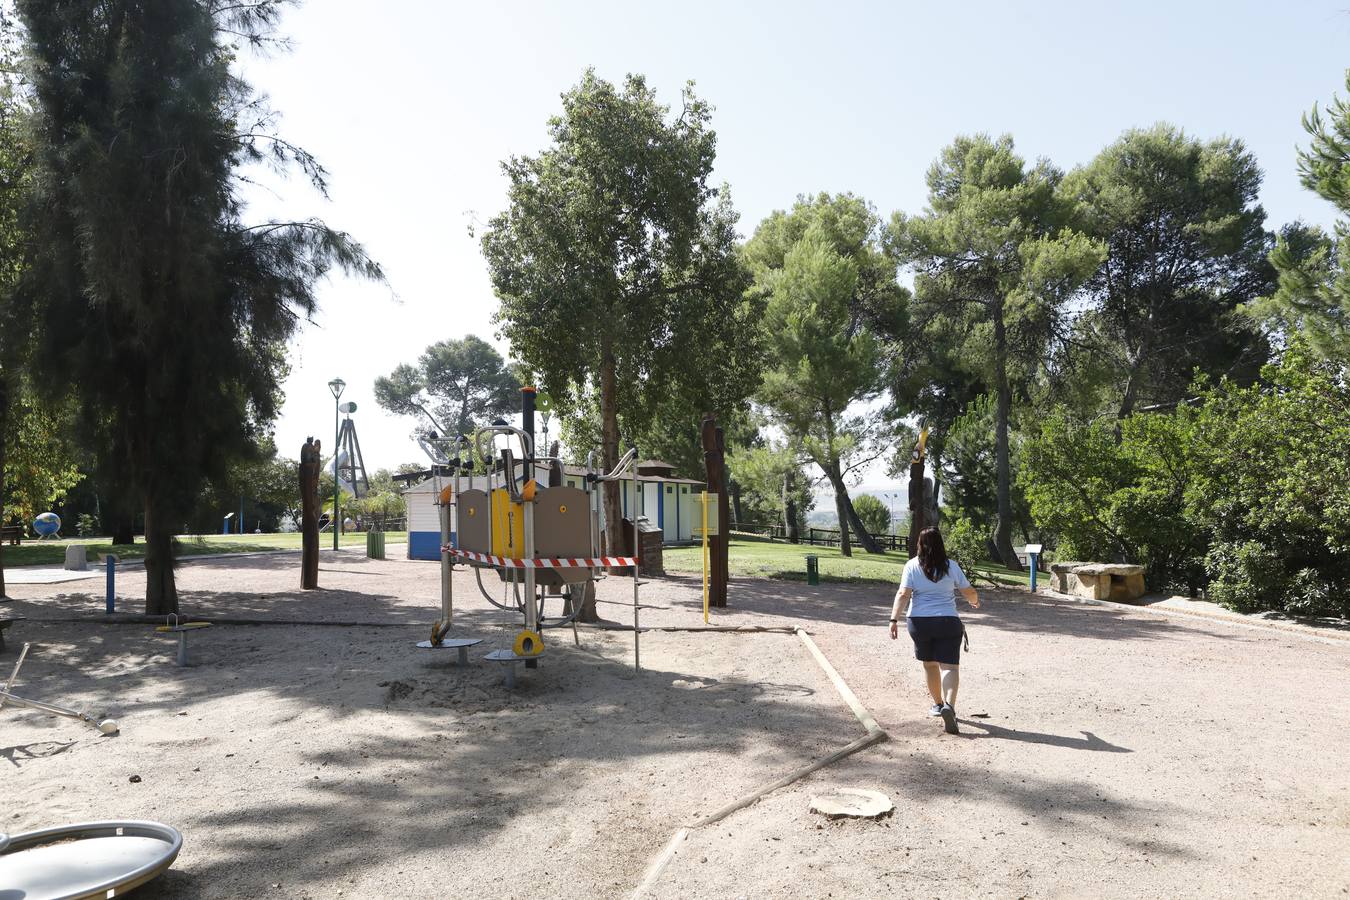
{"left": 664, "top": 575, "right": 1248, "bottom": 646}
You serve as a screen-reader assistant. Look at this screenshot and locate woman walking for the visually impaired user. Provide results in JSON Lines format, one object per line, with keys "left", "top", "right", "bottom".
{"left": 889, "top": 526, "right": 980, "bottom": 734}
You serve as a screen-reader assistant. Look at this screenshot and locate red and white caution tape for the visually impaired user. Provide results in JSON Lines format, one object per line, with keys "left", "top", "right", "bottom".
{"left": 443, "top": 547, "right": 638, "bottom": 569}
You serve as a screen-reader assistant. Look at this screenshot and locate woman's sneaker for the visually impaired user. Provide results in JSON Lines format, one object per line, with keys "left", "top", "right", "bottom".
{"left": 928, "top": 703, "right": 943, "bottom": 717}
{"left": 940, "top": 703, "right": 959, "bottom": 734}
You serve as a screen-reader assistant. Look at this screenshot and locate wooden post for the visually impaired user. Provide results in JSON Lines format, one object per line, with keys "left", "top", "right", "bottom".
{"left": 300, "top": 437, "right": 321, "bottom": 589}
{"left": 907, "top": 429, "right": 929, "bottom": 559}
{"left": 701, "top": 413, "right": 729, "bottom": 608}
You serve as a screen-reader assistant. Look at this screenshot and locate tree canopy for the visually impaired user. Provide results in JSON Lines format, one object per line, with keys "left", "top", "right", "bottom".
{"left": 481, "top": 70, "right": 758, "bottom": 562}
{"left": 375, "top": 335, "right": 520, "bottom": 438}
{"left": 890, "top": 134, "right": 1104, "bottom": 568}
{"left": 17, "top": 0, "right": 383, "bottom": 613}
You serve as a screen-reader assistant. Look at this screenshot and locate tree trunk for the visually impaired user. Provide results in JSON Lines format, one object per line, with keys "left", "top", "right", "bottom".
{"left": 112, "top": 517, "right": 135, "bottom": 545}
{"left": 0, "top": 374, "right": 8, "bottom": 600}
{"left": 143, "top": 500, "right": 179, "bottom": 615}
{"left": 300, "top": 438, "right": 320, "bottom": 589}
{"left": 782, "top": 470, "right": 799, "bottom": 543}
{"left": 589, "top": 335, "right": 621, "bottom": 623}
{"left": 991, "top": 307, "right": 1023, "bottom": 571}
{"left": 1114, "top": 361, "right": 1140, "bottom": 443}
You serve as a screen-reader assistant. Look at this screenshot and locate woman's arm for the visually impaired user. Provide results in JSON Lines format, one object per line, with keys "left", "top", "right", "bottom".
{"left": 888, "top": 588, "right": 912, "bottom": 639}
{"left": 960, "top": 586, "right": 980, "bottom": 609}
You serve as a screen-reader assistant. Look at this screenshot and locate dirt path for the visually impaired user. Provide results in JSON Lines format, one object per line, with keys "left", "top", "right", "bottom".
{"left": 4, "top": 554, "right": 1348, "bottom": 897}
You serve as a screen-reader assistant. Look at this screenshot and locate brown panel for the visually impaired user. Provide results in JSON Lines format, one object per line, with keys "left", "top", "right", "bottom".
{"left": 457, "top": 489, "right": 491, "bottom": 553}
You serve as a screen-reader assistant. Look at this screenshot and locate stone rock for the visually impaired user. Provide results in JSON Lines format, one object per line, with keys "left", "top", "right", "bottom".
{"left": 809, "top": 788, "right": 894, "bottom": 819}
{"left": 63, "top": 544, "right": 88, "bottom": 571}
{"left": 1052, "top": 561, "right": 1146, "bottom": 602}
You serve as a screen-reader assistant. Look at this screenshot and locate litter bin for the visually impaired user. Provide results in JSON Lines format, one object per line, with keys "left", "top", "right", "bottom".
{"left": 805, "top": 554, "right": 819, "bottom": 586}
{"left": 366, "top": 530, "right": 385, "bottom": 560}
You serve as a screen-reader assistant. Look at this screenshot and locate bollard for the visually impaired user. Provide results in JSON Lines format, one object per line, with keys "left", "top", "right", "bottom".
{"left": 366, "top": 530, "right": 385, "bottom": 560}
{"left": 104, "top": 554, "right": 119, "bottom": 614}
{"left": 805, "top": 554, "right": 819, "bottom": 586}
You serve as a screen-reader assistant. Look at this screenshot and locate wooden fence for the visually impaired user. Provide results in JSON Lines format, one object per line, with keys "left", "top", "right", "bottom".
{"left": 729, "top": 521, "right": 907, "bottom": 552}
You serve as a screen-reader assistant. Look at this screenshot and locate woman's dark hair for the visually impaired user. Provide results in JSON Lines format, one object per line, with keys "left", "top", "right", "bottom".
{"left": 916, "top": 527, "right": 950, "bottom": 582}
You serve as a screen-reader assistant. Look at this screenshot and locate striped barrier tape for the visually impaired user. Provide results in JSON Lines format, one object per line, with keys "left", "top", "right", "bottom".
{"left": 443, "top": 547, "right": 638, "bottom": 569}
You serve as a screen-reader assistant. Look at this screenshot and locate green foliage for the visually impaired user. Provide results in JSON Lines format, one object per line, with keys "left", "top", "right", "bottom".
{"left": 374, "top": 335, "right": 520, "bottom": 438}
{"left": 76, "top": 511, "right": 98, "bottom": 537}
{"left": 1021, "top": 409, "right": 1206, "bottom": 589}
{"left": 1058, "top": 125, "right": 1272, "bottom": 418}
{"left": 890, "top": 134, "right": 1104, "bottom": 565}
{"left": 1187, "top": 346, "right": 1350, "bottom": 616}
{"left": 2, "top": 385, "right": 81, "bottom": 522}
{"left": 347, "top": 490, "right": 405, "bottom": 530}
{"left": 851, "top": 494, "right": 891, "bottom": 536}
{"left": 727, "top": 441, "right": 813, "bottom": 533}
{"left": 17, "top": 0, "right": 383, "bottom": 612}
{"left": 943, "top": 516, "right": 987, "bottom": 569}
{"left": 1247, "top": 71, "right": 1350, "bottom": 360}
{"left": 481, "top": 71, "right": 758, "bottom": 454}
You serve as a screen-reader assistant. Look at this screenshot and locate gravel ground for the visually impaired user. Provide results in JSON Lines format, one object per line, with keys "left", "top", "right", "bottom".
{"left": 3, "top": 551, "right": 1349, "bottom": 898}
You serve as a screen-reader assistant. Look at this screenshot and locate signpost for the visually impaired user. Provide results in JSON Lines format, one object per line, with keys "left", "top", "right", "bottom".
{"left": 1025, "top": 543, "right": 1043, "bottom": 592}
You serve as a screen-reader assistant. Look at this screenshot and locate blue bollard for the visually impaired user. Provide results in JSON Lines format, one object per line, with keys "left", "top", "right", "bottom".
{"left": 105, "top": 554, "right": 117, "bottom": 614}
{"left": 1025, "top": 543, "right": 1043, "bottom": 594}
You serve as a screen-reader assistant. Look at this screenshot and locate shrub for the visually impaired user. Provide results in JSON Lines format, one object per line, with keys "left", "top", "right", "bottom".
{"left": 943, "top": 516, "right": 987, "bottom": 570}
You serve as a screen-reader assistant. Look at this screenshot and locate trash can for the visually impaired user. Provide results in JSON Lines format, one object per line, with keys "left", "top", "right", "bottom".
{"left": 366, "top": 530, "right": 385, "bottom": 560}
{"left": 805, "top": 554, "right": 819, "bottom": 586}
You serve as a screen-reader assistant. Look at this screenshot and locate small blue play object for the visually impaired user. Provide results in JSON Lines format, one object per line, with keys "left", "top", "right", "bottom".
{"left": 33, "top": 512, "right": 61, "bottom": 538}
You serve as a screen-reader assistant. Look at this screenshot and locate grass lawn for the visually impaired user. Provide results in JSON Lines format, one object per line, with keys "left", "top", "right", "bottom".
{"left": 663, "top": 538, "right": 1028, "bottom": 587}
{"left": 0, "top": 531, "right": 408, "bottom": 568}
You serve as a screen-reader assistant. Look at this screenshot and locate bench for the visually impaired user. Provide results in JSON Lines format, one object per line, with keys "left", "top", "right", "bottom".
{"left": 0, "top": 525, "right": 21, "bottom": 546}
{"left": 0, "top": 617, "right": 25, "bottom": 653}
{"left": 1050, "top": 562, "right": 1146, "bottom": 603}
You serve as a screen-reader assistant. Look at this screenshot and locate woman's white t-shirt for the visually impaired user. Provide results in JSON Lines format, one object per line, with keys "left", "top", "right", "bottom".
{"left": 901, "top": 557, "right": 971, "bottom": 617}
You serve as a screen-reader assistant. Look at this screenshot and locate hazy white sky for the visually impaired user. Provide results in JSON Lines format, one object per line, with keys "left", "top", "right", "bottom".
{"left": 236, "top": 0, "right": 1349, "bottom": 492}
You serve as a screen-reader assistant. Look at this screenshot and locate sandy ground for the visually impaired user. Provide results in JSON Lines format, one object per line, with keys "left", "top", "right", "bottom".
{"left": 3, "top": 550, "right": 1349, "bottom": 898}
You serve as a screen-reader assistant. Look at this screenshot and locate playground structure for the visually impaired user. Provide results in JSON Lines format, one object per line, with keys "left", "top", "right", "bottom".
{"left": 416, "top": 386, "right": 648, "bottom": 678}
{"left": 1, "top": 642, "right": 119, "bottom": 735}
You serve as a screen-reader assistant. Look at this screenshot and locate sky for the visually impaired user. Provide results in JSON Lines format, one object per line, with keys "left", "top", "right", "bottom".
{"left": 236, "top": 0, "right": 1350, "bottom": 496}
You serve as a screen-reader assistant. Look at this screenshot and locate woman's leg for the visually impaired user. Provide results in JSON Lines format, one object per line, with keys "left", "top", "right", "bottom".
{"left": 939, "top": 664, "right": 959, "bottom": 707}
{"left": 923, "top": 660, "right": 942, "bottom": 705}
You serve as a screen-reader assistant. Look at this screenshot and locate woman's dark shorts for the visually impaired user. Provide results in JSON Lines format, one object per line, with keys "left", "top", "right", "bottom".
{"left": 907, "top": 615, "right": 963, "bottom": 665}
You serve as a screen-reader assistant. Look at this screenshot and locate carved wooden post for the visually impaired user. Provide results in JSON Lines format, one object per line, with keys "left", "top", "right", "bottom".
{"left": 701, "top": 413, "right": 729, "bottom": 607}
{"left": 300, "top": 437, "right": 321, "bottom": 589}
{"left": 907, "top": 429, "right": 929, "bottom": 559}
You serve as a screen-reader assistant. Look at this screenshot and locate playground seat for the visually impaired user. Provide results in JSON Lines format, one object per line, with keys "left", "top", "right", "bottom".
{"left": 414, "top": 637, "right": 483, "bottom": 666}
{"left": 0, "top": 617, "right": 24, "bottom": 652}
{"left": 483, "top": 649, "right": 528, "bottom": 688}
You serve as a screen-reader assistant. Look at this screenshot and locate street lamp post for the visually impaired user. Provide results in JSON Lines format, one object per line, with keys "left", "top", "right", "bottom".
{"left": 883, "top": 492, "right": 898, "bottom": 549}
{"left": 328, "top": 378, "right": 345, "bottom": 550}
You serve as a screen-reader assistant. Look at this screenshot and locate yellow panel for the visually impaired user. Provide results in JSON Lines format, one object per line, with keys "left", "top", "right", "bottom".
{"left": 490, "top": 488, "right": 525, "bottom": 557}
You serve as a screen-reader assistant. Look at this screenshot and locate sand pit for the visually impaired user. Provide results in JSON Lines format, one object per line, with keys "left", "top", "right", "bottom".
{"left": 4, "top": 551, "right": 1350, "bottom": 898}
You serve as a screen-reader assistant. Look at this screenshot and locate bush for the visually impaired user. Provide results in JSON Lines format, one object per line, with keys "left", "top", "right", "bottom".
{"left": 943, "top": 516, "right": 987, "bottom": 570}
{"left": 851, "top": 494, "right": 892, "bottom": 536}
{"left": 76, "top": 512, "right": 100, "bottom": 537}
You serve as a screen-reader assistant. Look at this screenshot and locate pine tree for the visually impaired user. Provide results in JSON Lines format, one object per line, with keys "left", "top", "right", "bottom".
{"left": 17, "top": 0, "right": 383, "bottom": 613}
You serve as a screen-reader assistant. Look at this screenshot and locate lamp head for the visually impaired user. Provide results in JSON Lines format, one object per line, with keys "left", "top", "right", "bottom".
{"left": 328, "top": 377, "right": 346, "bottom": 400}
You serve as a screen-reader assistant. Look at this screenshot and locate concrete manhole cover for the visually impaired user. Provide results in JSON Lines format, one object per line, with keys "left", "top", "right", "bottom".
{"left": 809, "top": 788, "right": 894, "bottom": 819}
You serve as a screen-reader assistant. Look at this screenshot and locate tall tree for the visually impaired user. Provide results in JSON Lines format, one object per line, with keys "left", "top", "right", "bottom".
{"left": 889, "top": 135, "right": 1103, "bottom": 568}
{"left": 749, "top": 194, "right": 903, "bottom": 556}
{"left": 374, "top": 335, "right": 521, "bottom": 438}
{"left": 1247, "top": 74, "right": 1350, "bottom": 360}
{"left": 481, "top": 71, "right": 757, "bottom": 560}
{"left": 1058, "top": 125, "right": 1272, "bottom": 420}
{"left": 19, "top": 0, "right": 383, "bottom": 614}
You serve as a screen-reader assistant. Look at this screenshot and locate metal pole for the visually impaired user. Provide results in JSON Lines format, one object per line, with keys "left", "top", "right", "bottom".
{"left": 332, "top": 397, "right": 340, "bottom": 551}
{"left": 105, "top": 556, "right": 116, "bottom": 614}
{"left": 633, "top": 454, "right": 641, "bottom": 672}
